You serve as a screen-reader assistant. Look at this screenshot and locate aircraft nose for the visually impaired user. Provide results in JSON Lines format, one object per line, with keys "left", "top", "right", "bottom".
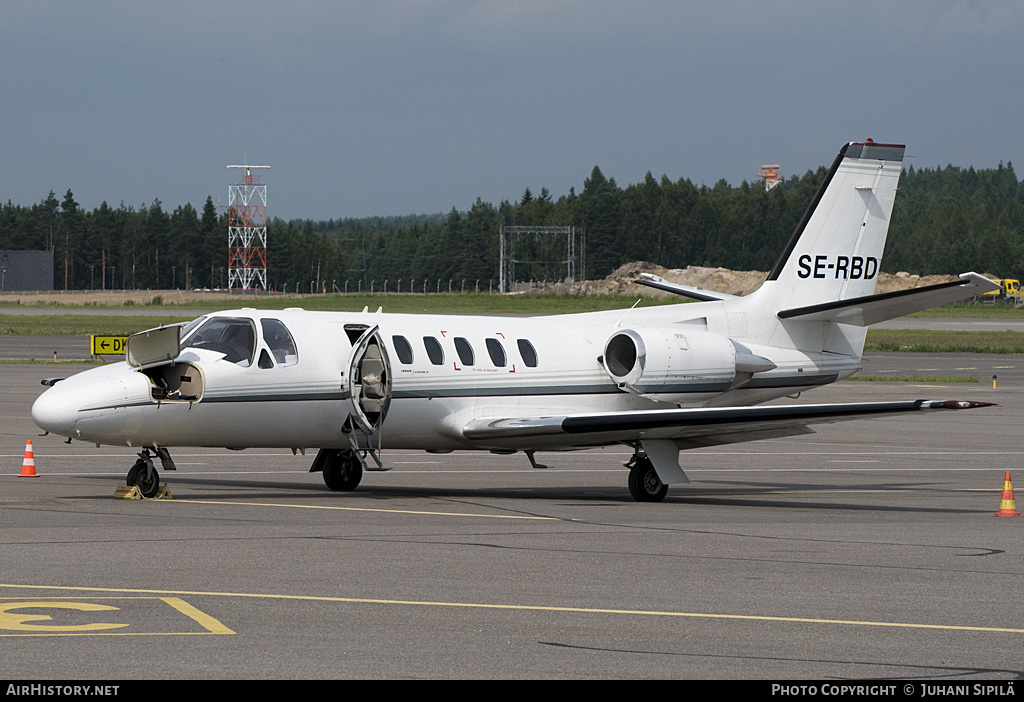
{"left": 31, "top": 384, "right": 79, "bottom": 436}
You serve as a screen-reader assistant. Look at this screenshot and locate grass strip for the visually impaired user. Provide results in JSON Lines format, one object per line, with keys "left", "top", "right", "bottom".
{"left": 864, "top": 329, "right": 1024, "bottom": 354}
{"left": 0, "top": 314, "right": 192, "bottom": 337}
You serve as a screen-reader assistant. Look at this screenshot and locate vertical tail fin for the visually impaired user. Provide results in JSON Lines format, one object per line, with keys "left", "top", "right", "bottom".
{"left": 763, "top": 141, "right": 904, "bottom": 308}
{"left": 737, "top": 141, "right": 904, "bottom": 356}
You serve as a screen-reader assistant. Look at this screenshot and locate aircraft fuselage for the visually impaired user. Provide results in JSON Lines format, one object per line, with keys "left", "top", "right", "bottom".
{"left": 32, "top": 305, "right": 854, "bottom": 453}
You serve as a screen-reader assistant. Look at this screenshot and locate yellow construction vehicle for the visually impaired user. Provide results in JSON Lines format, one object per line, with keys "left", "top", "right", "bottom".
{"left": 980, "top": 278, "right": 1021, "bottom": 302}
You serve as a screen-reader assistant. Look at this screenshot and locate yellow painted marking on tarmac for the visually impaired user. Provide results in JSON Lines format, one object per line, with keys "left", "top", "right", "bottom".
{"left": 160, "top": 597, "right": 235, "bottom": 634}
{"left": 0, "top": 601, "right": 127, "bottom": 632}
{"left": 0, "top": 596, "right": 233, "bottom": 637}
{"left": 1, "top": 583, "right": 1021, "bottom": 635}
{"left": 166, "top": 498, "right": 557, "bottom": 520}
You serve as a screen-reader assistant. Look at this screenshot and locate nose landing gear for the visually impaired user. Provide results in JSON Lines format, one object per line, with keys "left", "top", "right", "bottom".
{"left": 125, "top": 448, "right": 174, "bottom": 498}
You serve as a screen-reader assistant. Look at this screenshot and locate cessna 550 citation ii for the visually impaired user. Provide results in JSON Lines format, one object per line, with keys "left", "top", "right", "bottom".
{"left": 32, "top": 141, "right": 998, "bottom": 501}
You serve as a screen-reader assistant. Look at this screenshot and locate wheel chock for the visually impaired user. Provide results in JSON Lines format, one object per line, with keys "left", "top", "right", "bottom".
{"left": 113, "top": 485, "right": 172, "bottom": 500}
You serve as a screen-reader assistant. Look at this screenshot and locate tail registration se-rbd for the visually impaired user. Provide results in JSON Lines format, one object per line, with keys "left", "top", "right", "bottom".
{"left": 32, "top": 141, "right": 998, "bottom": 501}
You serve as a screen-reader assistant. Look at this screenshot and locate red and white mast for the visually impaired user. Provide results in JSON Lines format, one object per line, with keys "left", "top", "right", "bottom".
{"left": 227, "top": 164, "right": 269, "bottom": 290}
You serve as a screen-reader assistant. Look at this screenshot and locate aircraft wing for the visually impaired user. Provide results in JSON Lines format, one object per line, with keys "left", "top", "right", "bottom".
{"left": 633, "top": 273, "right": 740, "bottom": 302}
{"left": 461, "top": 399, "right": 994, "bottom": 451}
{"left": 777, "top": 272, "right": 999, "bottom": 326}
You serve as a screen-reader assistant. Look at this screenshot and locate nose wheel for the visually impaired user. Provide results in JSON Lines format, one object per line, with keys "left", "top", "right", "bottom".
{"left": 126, "top": 451, "right": 161, "bottom": 498}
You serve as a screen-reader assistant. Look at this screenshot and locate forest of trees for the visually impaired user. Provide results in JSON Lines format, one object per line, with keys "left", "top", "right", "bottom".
{"left": 1, "top": 160, "right": 1021, "bottom": 292}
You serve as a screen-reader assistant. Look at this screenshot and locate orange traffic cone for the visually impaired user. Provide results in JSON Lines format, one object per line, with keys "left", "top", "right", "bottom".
{"left": 995, "top": 471, "right": 1020, "bottom": 517}
{"left": 18, "top": 440, "right": 38, "bottom": 477}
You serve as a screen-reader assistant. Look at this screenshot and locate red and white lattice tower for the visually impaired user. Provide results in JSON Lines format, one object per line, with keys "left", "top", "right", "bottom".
{"left": 227, "top": 164, "right": 269, "bottom": 290}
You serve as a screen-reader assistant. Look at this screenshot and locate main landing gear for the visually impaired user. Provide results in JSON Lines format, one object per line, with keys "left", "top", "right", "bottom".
{"left": 626, "top": 452, "right": 668, "bottom": 503}
{"left": 313, "top": 449, "right": 364, "bottom": 492}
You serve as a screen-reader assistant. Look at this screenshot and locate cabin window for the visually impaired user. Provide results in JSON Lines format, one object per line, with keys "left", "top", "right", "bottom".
{"left": 184, "top": 318, "right": 256, "bottom": 366}
{"left": 423, "top": 337, "right": 444, "bottom": 365}
{"left": 261, "top": 318, "right": 298, "bottom": 366}
{"left": 392, "top": 335, "right": 414, "bottom": 364}
{"left": 517, "top": 339, "right": 538, "bottom": 367}
{"left": 454, "top": 337, "right": 474, "bottom": 366}
{"left": 485, "top": 338, "right": 506, "bottom": 367}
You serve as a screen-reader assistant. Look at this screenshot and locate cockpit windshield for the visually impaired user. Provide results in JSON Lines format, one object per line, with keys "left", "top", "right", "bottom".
{"left": 182, "top": 317, "right": 256, "bottom": 366}
{"left": 179, "top": 316, "right": 208, "bottom": 343}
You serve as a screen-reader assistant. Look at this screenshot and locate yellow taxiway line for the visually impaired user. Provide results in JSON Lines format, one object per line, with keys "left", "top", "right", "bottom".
{"left": 2, "top": 583, "right": 1021, "bottom": 635}
{"left": 166, "top": 498, "right": 558, "bottom": 520}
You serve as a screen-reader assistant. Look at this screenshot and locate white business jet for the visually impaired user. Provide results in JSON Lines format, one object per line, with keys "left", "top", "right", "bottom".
{"left": 32, "top": 141, "right": 998, "bottom": 501}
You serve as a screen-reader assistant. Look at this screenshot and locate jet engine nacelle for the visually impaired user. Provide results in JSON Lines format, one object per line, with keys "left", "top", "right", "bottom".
{"left": 601, "top": 327, "right": 738, "bottom": 402}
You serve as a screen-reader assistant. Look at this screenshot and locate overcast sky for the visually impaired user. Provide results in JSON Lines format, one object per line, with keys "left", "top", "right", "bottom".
{"left": 2, "top": 1, "right": 1021, "bottom": 221}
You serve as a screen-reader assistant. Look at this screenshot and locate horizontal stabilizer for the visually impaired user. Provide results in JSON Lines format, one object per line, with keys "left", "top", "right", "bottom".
{"left": 776, "top": 273, "right": 999, "bottom": 326}
{"left": 462, "top": 399, "right": 994, "bottom": 451}
{"left": 634, "top": 273, "right": 739, "bottom": 302}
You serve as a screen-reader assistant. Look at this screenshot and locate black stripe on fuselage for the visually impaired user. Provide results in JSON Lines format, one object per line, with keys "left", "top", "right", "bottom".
{"left": 78, "top": 375, "right": 837, "bottom": 415}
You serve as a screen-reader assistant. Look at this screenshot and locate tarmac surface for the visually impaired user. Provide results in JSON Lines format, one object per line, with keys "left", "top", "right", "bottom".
{"left": 0, "top": 341, "right": 1022, "bottom": 679}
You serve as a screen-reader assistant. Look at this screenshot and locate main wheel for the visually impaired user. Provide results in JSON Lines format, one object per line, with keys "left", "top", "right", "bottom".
{"left": 628, "top": 458, "right": 668, "bottom": 502}
{"left": 323, "top": 451, "right": 363, "bottom": 491}
{"left": 126, "top": 458, "right": 146, "bottom": 486}
{"left": 135, "top": 463, "right": 160, "bottom": 498}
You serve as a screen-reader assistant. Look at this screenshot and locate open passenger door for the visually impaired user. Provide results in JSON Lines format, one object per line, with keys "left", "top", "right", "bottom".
{"left": 343, "top": 325, "right": 392, "bottom": 435}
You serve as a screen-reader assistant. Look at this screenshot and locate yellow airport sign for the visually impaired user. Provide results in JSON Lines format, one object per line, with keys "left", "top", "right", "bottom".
{"left": 91, "top": 335, "right": 128, "bottom": 356}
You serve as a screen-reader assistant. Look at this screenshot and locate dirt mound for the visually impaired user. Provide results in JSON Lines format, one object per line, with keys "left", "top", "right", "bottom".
{"left": 527, "top": 263, "right": 965, "bottom": 298}
{"left": 625, "top": 265, "right": 769, "bottom": 297}
{"left": 873, "top": 271, "right": 963, "bottom": 293}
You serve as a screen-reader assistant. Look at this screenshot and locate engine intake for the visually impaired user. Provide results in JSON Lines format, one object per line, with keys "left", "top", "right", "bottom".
{"left": 602, "top": 328, "right": 740, "bottom": 402}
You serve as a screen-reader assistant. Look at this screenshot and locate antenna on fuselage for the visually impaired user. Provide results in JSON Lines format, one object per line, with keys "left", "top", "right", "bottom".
{"left": 615, "top": 299, "right": 643, "bottom": 327}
